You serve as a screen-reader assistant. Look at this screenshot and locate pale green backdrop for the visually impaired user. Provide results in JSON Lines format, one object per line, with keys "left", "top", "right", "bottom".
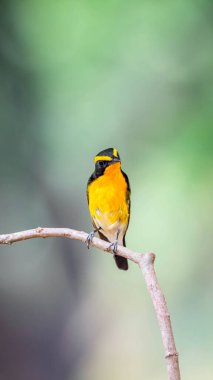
{"left": 0, "top": 1, "right": 212, "bottom": 379}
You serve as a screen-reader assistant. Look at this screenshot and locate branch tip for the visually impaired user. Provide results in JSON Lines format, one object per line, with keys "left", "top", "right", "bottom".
{"left": 138, "top": 252, "right": 155, "bottom": 268}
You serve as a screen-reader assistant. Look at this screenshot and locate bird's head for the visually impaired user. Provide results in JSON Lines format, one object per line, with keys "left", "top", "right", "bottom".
{"left": 94, "top": 148, "right": 121, "bottom": 176}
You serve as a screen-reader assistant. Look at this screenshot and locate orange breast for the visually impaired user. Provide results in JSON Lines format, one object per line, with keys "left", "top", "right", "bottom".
{"left": 88, "top": 163, "right": 129, "bottom": 226}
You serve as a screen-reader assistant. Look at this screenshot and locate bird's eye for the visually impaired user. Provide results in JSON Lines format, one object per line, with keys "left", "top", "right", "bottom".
{"left": 98, "top": 161, "right": 104, "bottom": 167}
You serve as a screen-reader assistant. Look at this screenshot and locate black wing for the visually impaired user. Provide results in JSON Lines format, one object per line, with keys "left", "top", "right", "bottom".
{"left": 121, "top": 169, "right": 131, "bottom": 246}
{"left": 86, "top": 172, "right": 96, "bottom": 204}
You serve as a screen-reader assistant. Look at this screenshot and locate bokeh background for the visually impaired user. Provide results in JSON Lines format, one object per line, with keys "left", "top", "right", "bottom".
{"left": 0, "top": 1, "right": 213, "bottom": 379}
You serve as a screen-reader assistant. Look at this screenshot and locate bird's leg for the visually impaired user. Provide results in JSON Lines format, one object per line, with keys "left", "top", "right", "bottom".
{"left": 86, "top": 227, "right": 101, "bottom": 249}
{"left": 108, "top": 229, "right": 120, "bottom": 257}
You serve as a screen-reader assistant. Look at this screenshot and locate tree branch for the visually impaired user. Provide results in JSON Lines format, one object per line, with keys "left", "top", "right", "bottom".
{"left": 0, "top": 227, "right": 181, "bottom": 380}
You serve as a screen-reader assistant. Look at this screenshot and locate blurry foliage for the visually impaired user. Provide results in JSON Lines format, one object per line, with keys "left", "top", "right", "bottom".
{"left": 0, "top": 0, "right": 212, "bottom": 379}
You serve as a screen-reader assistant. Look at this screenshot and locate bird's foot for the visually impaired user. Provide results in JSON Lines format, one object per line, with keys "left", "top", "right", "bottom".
{"left": 86, "top": 231, "right": 95, "bottom": 249}
{"left": 107, "top": 240, "right": 118, "bottom": 256}
{"left": 86, "top": 228, "right": 101, "bottom": 249}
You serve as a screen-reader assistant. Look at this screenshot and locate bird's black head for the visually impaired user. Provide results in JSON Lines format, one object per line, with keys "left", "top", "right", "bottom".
{"left": 94, "top": 147, "right": 121, "bottom": 177}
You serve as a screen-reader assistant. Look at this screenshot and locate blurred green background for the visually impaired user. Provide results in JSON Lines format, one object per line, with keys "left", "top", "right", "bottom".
{"left": 0, "top": 0, "right": 213, "bottom": 379}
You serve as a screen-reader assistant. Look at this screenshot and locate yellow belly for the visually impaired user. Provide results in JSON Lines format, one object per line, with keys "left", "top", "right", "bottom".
{"left": 88, "top": 163, "right": 129, "bottom": 242}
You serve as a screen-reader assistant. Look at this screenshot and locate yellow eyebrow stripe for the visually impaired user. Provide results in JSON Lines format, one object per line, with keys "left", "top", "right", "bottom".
{"left": 113, "top": 148, "right": 118, "bottom": 157}
{"left": 94, "top": 155, "right": 113, "bottom": 163}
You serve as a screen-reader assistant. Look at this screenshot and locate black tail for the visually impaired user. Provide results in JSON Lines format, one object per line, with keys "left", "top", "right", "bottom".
{"left": 98, "top": 231, "right": 128, "bottom": 271}
{"left": 114, "top": 234, "right": 128, "bottom": 270}
{"left": 114, "top": 255, "right": 128, "bottom": 270}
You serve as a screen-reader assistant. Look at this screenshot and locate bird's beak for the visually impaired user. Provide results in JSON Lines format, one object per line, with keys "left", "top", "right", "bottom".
{"left": 112, "top": 157, "right": 121, "bottom": 163}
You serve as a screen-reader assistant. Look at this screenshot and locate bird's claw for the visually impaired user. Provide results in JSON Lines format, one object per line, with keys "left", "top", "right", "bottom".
{"left": 86, "top": 231, "right": 95, "bottom": 249}
{"left": 108, "top": 241, "right": 118, "bottom": 256}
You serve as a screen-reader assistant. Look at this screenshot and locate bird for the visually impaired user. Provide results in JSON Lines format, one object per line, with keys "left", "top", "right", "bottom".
{"left": 86, "top": 147, "right": 130, "bottom": 270}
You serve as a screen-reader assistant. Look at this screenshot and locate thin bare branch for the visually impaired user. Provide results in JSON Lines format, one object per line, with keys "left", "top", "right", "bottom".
{"left": 0, "top": 226, "right": 181, "bottom": 380}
